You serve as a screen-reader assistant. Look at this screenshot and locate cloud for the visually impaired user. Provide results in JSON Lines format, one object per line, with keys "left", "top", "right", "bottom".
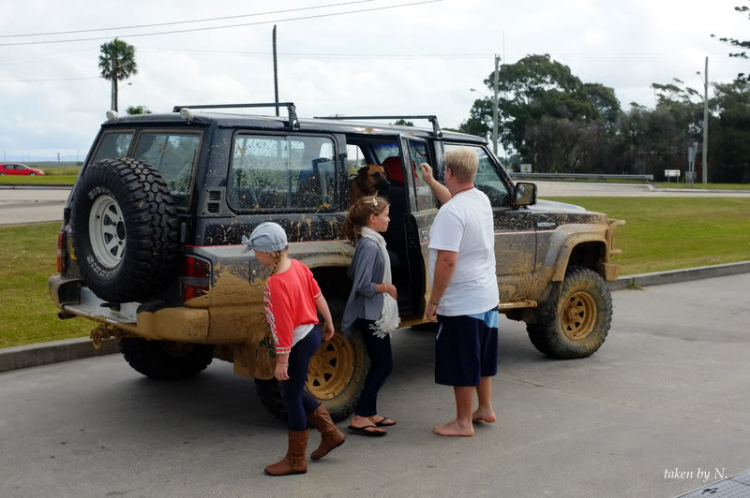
{"left": 1, "top": 0, "right": 748, "bottom": 160}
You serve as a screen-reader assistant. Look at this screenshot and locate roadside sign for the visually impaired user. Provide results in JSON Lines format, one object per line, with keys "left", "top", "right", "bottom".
{"left": 520, "top": 164, "right": 532, "bottom": 173}
{"left": 665, "top": 169, "right": 680, "bottom": 183}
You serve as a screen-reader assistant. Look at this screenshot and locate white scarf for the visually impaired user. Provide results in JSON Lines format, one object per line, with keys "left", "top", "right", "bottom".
{"left": 360, "top": 226, "right": 401, "bottom": 338}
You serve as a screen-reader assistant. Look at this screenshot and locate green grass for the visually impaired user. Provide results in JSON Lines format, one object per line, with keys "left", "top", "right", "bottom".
{"left": 40, "top": 166, "right": 81, "bottom": 176}
{"left": 0, "top": 174, "right": 77, "bottom": 184}
{"left": 547, "top": 197, "right": 750, "bottom": 275}
{"left": 0, "top": 223, "right": 91, "bottom": 348}
{"left": 2, "top": 198, "right": 750, "bottom": 348}
{"left": 654, "top": 182, "right": 750, "bottom": 190}
{"left": 0, "top": 166, "right": 80, "bottom": 184}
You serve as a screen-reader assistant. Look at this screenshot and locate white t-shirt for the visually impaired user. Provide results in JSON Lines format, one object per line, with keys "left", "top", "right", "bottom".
{"left": 429, "top": 188, "right": 499, "bottom": 316}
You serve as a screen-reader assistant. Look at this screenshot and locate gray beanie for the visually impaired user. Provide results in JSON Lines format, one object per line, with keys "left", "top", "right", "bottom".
{"left": 242, "top": 222, "right": 288, "bottom": 253}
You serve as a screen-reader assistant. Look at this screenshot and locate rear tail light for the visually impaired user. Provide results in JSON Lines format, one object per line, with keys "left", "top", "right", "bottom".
{"left": 56, "top": 231, "right": 65, "bottom": 273}
{"left": 182, "top": 256, "right": 211, "bottom": 302}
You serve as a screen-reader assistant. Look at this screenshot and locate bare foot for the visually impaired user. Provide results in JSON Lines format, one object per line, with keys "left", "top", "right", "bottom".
{"left": 472, "top": 407, "right": 496, "bottom": 423}
{"left": 434, "top": 419, "right": 474, "bottom": 437}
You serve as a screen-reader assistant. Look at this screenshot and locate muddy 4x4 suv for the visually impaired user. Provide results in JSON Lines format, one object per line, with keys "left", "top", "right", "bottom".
{"left": 49, "top": 103, "right": 624, "bottom": 421}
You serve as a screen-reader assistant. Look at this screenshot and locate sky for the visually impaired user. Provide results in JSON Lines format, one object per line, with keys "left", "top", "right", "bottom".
{"left": 0, "top": 0, "right": 748, "bottom": 162}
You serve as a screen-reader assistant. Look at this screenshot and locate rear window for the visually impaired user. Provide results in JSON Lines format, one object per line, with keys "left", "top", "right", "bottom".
{"left": 91, "top": 132, "right": 133, "bottom": 163}
{"left": 90, "top": 130, "right": 200, "bottom": 209}
{"left": 228, "top": 133, "right": 336, "bottom": 211}
{"left": 132, "top": 132, "right": 201, "bottom": 209}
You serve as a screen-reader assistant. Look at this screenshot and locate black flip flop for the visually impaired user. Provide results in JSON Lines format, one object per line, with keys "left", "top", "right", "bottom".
{"left": 373, "top": 417, "right": 397, "bottom": 427}
{"left": 347, "top": 425, "right": 387, "bottom": 437}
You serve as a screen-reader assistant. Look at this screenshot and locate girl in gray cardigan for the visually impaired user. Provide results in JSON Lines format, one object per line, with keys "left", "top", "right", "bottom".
{"left": 342, "top": 195, "right": 400, "bottom": 436}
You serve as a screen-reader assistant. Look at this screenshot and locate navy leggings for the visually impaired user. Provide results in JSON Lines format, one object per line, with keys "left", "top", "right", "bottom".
{"left": 354, "top": 318, "right": 393, "bottom": 417}
{"left": 282, "top": 326, "right": 322, "bottom": 431}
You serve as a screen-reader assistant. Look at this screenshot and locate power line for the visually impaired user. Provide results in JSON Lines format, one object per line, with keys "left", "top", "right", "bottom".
{"left": 0, "top": 76, "right": 99, "bottom": 83}
{"left": 0, "top": 1, "right": 442, "bottom": 47}
{"left": 0, "top": 0, "right": 376, "bottom": 38}
{"left": 139, "top": 48, "right": 738, "bottom": 61}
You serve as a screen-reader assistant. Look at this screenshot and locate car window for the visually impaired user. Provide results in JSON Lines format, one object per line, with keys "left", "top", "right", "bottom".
{"left": 228, "top": 134, "right": 336, "bottom": 211}
{"left": 372, "top": 143, "right": 400, "bottom": 163}
{"left": 405, "top": 139, "right": 435, "bottom": 211}
{"left": 346, "top": 144, "right": 367, "bottom": 175}
{"left": 92, "top": 132, "right": 134, "bottom": 164}
{"left": 444, "top": 143, "right": 510, "bottom": 207}
{"left": 132, "top": 132, "right": 201, "bottom": 209}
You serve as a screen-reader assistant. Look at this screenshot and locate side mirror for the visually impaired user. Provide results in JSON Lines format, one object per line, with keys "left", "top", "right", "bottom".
{"left": 513, "top": 182, "right": 537, "bottom": 207}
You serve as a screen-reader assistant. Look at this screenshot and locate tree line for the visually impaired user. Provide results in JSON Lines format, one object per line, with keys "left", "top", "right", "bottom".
{"left": 456, "top": 53, "right": 750, "bottom": 183}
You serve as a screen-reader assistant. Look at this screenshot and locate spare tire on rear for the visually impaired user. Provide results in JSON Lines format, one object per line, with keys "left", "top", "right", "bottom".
{"left": 71, "top": 158, "right": 180, "bottom": 303}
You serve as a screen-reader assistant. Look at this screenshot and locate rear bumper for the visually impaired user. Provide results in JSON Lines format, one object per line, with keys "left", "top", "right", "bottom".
{"left": 48, "top": 275, "right": 209, "bottom": 342}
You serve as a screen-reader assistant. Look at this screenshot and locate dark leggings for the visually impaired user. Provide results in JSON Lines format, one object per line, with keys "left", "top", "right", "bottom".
{"left": 282, "top": 326, "right": 322, "bottom": 431}
{"left": 354, "top": 318, "right": 393, "bottom": 417}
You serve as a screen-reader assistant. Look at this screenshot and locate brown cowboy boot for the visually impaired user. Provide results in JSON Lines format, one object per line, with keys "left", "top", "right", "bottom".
{"left": 264, "top": 429, "right": 309, "bottom": 476}
{"left": 309, "top": 404, "right": 346, "bottom": 460}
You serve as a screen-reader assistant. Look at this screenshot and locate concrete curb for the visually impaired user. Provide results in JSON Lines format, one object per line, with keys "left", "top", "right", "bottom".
{"left": 0, "top": 337, "right": 119, "bottom": 373}
{"left": 1, "top": 261, "right": 749, "bottom": 374}
{"left": 608, "top": 261, "right": 750, "bottom": 291}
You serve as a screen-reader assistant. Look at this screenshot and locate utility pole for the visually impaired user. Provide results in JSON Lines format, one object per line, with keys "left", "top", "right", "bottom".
{"left": 273, "top": 25, "right": 279, "bottom": 117}
{"left": 702, "top": 56, "right": 709, "bottom": 184}
{"left": 492, "top": 54, "right": 500, "bottom": 155}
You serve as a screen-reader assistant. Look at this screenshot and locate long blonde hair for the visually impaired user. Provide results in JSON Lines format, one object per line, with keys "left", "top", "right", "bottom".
{"left": 265, "top": 247, "right": 289, "bottom": 285}
{"left": 343, "top": 195, "right": 389, "bottom": 244}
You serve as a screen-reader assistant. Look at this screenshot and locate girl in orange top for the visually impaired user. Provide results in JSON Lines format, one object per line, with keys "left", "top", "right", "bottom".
{"left": 244, "top": 222, "right": 344, "bottom": 476}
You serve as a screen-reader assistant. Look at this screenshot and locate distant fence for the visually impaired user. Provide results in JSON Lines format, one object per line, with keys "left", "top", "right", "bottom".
{"left": 509, "top": 173, "right": 654, "bottom": 181}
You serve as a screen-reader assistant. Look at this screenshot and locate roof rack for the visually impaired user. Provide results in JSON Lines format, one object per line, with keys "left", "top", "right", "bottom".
{"left": 314, "top": 114, "right": 442, "bottom": 138}
{"left": 172, "top": 102, "right": 300, "bottom": 129}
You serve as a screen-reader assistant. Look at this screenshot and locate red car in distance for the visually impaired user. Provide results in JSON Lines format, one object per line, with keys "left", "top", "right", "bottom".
{"left": 0, "top": 163, "right": 45, "bottom": 176}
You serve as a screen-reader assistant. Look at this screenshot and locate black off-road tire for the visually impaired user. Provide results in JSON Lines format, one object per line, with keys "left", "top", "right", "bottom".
{"left": 254, "top": 377, "right": 288, "bottom": 422}
{"left": 71, "top": 158, "right": 180, "bottom": 303}
{"left": 254, "top": 298, "right": 369, "bottom": 423}
{"left": 120, "top": 338, "right": 214, "bottom": 379}
{"left": 526, "top": 266, "right": 613, "bottom": 359}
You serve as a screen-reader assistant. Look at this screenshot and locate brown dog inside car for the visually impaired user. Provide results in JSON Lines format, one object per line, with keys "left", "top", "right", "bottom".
{"left": 348, "top": 164, "right": 390, "bottom": 207}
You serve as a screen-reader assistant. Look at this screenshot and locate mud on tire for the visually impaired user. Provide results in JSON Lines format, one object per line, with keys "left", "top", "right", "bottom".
{"left": 120, "top": 338, "right": 214, "bottom": 379}
{"left": 71, "top": 158, "right": 180, "bottom": 303}
{"left": 254, "top": 298, "right": 369, "bottom": 423}
{"left": 527, "top": 266, "right": 613, "bottom": 359}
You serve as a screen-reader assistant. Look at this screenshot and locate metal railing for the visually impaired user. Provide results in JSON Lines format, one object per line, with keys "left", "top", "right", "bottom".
{"left": 509, "top": 173, "right": 654, "bottom": 181}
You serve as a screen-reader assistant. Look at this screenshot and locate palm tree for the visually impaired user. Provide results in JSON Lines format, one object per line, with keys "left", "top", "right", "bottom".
{"left": 98, "top": 38, "right": 138, "bottom": 112}
{"left": 125, "top": 105, "right": 151, "bottom": 115}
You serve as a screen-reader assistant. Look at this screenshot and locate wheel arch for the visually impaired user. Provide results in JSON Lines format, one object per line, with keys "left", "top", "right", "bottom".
{"left": 549, "top": 230, "right": 608, "bottom": 282}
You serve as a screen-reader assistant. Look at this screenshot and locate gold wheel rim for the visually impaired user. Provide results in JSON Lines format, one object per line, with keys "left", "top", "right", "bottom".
{"left": 562, "top": 291, "right": 597, "bottom": 341}
{"left": 306, "top": 333, "right": 354, "bottom": 399}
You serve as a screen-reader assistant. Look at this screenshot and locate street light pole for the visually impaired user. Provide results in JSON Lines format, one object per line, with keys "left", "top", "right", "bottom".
{"left": 702, "top": 56, "right": 709, "bottom": 184}
{"left": 273, "top": 25, "right": 279, "bottom": 117}
{"left": 492, "top": 54, "right": 500, "bottom": 155}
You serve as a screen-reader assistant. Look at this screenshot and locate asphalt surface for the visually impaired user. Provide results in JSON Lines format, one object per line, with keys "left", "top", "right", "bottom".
{"left": 1, "top": 274, "right": 748, "bottom": 498}
{"left": 0, "top": 188, "right": 69, "bottom": 226}
{"left": 3, "top": 182, "right": 750, "bottom": 225}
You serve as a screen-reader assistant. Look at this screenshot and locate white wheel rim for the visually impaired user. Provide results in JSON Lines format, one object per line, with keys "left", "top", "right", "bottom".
{"left": 89, "top": 195, "right": 126, "bottom": 269}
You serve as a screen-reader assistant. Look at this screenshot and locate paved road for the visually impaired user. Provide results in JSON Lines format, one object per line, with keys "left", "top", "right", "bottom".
{"left": 1, "top": 274, "right": 748, "bottom": 498}
{"left": 3, "top": 182, "right": 750, "bottom": 226}
{"left": 0, "top": 189, "right": 69, "bottom": 226}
